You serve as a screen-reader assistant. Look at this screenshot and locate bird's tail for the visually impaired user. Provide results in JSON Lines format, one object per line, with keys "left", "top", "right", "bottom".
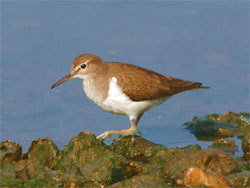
{"left": 193, "top": 82, "right": 210, "bottom": 89}
{"left": 164, "top": 76, "right": 210, "bottom": 95}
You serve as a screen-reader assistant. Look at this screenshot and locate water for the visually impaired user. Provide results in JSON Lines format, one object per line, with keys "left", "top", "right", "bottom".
{"left": 1, "top": 2, "right": 249, "bottom": 152}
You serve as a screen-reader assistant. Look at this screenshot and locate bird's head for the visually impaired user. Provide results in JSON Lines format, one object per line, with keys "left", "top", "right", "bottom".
{"left": 51, "top": 53, "right": 105, "bottom": 89}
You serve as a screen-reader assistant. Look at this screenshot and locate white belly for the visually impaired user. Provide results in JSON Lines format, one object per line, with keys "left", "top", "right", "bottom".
{"left": 98, "top": 77, "right": 170, "bottom": 119}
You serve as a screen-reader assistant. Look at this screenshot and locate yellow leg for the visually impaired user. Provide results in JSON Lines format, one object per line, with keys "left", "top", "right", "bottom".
{"left": 97, "top": 114, "right": 143, "bottom": 141}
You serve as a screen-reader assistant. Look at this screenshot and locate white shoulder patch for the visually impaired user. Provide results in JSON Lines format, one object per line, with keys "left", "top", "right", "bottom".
{"left": 108, "top": 77, "right": 126, "bottom": 98}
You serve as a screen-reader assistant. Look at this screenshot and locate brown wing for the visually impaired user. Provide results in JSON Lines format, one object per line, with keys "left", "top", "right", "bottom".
{"left": 107, "top": 62, "right": 208, "bottom": 101}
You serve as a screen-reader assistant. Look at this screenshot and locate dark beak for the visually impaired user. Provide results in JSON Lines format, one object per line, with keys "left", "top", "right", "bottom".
{"left": 51, "top": 73, "right": 73, "bottom": 89}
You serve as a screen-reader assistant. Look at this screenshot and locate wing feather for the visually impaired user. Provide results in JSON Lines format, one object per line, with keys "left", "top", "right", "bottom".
{"left": 107, "top": 62, "right": 207, "bottom": 101}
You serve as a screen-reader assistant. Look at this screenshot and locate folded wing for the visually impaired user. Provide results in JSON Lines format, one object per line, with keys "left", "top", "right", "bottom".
{"left": 108, "top": 62, "right": 208, "bottom": 101}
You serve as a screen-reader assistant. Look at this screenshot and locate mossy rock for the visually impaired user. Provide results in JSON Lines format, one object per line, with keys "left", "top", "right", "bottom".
{"left": 0, "top": 140, "right": 22, "bottom": 166}
{"left": 186, "top": 112, "right": 250, "bottom": 137}
{"left": 108, "top": 174, "right": 173, "bottom": 188}
{"left": 55, "top": 131, "right": 141, "bottom": 187}
{"left": 226, "top": 172, "right": 250, "bottom": 188}
{"left": 23, "top": 177, "right": 57, "bottom": 188}
{"left": 27, "top": 137, "right": 59, "bottom": 169}
{"left": 0, "top": 175, "right": 22, "bottom": 188}
{"left": 210, "top": 138, "right": 237, "bottom": 154}
{"left": 110, "top": 136, "right": 166, "bottom": 163}
{"left": 239, "top": 132, "right": 250, "bottom": 161}
{"left": 186, "top": 119, "right": 237, "bottom": 140}
{"left": 165, "top": 148, "right": 238, "bottom": 181}
{"left": 79, "top": 153, "right": 139, "bottom": 185}
{"left": 55, "top": 131, "right": 108, "bottom": 172}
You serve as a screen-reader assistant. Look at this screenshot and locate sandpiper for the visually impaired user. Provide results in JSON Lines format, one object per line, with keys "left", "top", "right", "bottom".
{"left": 51, "top": 53, "right": 209, "bottom": 140}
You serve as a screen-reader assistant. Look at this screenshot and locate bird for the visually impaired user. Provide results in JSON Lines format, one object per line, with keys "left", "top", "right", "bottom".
{"left": 51, "top": 53, "right": 209, "bottom": 141}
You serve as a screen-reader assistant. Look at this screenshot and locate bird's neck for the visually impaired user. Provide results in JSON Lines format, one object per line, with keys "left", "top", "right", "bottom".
{"left": 82, "top": 72, "right": 109, "bottom": 105}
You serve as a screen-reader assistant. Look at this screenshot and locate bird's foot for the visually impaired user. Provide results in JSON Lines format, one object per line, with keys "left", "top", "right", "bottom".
{"left": 97, "top": 127, "right": 140, "bottom": 141}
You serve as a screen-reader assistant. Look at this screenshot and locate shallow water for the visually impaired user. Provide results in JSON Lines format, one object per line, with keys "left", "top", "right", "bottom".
{"left": 1, "top": 2, "right": 249, "bottom": 153}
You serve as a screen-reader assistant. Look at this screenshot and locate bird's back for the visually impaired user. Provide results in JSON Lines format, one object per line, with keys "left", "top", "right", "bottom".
{"left": 106, "top": 62, "right": 208, "bottom": 101}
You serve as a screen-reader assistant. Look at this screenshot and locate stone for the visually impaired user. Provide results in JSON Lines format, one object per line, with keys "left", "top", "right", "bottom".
{"left": 178, "top": 166, "right": 229, "bottom": 188}
{"left": 0, "top": 140, "right": 22, "bottom": 166}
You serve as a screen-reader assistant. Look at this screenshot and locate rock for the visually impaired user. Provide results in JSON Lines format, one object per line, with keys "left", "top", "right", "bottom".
{"left": 110, "top": 136, "right": 166, "bottom": 163}
{"left": 0, "top": 175, "right": 22, "bottom": 188}
{"left": 240, "top": 112, "right": 250, "bottom": 118}
{"left": 165, "top": 148, "right": 238, "bottom": 185}
{"left": 0, "top": 140, "right": 22, "bottom": 166}
{"left": 185, "top": 112, "right": 250, "bottom": 139}
{"left": 186, "top": 119, "right": 237, "bottom": 140}
{"left": 27, "top": 137, "right": 59, "bottom": 169}
{"left": 176, "top": 166, "right": 229, "bottom": 188}
{"left": 55, "top": 131, "right": 141, "bottom": 187}
{"left": 110, "top": 136, "right": 204, "bottom": 185}
{"left": 226, "top": 171, "right": 250, "bottom": 187}
{"left": 110, "top": 136, "right": 200, "bottom": 164}
{"left": 23, "top": 177, "right": 57, "bottom": 188}
{"left": 186, "top": 148, "right": 237, "bottom": 176}
{"left": 0, "top": 111, "right": 248, "bottom": 187}
{"left": 183, "top": 116, "right": 198, "bottom": 125}
{"left": 240, "top": 132, "right": 250, "bottom": 161}
{"left": 212, "top": 112, "right": 250, "bottom": 134}
{"left": 188, "top": 112, "right": 250, "bottom": 137}
{"left": 55, "top": 131, "right": 106, "bottom": 172}
{"left": 108, "top": 174, "right": 171, "bottom": 188}
{"left": 210, "top": 138, "right": 237, "bottom": 154}
{"left": 14, "top": 137, "right": 59, "bottom": 181}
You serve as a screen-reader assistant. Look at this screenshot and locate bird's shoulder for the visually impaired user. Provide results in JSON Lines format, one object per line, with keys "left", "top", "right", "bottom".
{"left": 106, "top": 62, "right": 173, "bottom": 101}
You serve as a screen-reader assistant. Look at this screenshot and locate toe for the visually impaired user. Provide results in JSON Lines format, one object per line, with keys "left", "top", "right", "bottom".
{"left": 97, "top": 131, "right": 110, "bottom": 140}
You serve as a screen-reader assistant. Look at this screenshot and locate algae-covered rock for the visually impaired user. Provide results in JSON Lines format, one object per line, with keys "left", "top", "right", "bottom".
{"left": 23, "top": 177, "right": 57, "bottom": 188}
{"left": 0, "top": 111, "right": 249, "bottom": 187}
{"left": 0, "top": 175, "right": 22, "bottom": 188}
{"left": 187, "top": 148, "right": 237, "bottom": 176}
{"left": 110, "top": 136, "right": 166, "bottom": 163}
{"left": 186, "top": 119, "right": 237, "bottom": 140}
{"left": 209, "top": 112, "right": 250, "bottom": 134}
{"left": 110, "top": 136, "right": 204, "bottom": 185}
{"left": 108, "top": 174, "right": 172, "bottom": 188}
{"left": 177, "top": 166, "right": 230, "bottom": 188}
{"left": 185, "top": 111, "right": 250, "bottom": 141}
{"left": 239, "top": 132, "right": 250, "bottom": 161}
{"left": 210, "top": 138, "right": 237, "bottom": 154}
{"left": 23, "top": 137, "right": 59, "bottom": 179}
{"left": 226, "top": 171, "right": 250, "bottom": 188}
{"left": 0, "top": 140, "right": 22, "bottom": 166}
{"left": 110, "top": 136, "right": 201, "bottom": 165}
{"left": 9, "top": 137, "right": 60, "bottom": 183}
{"left": 186, "top": 112, "right": 250, "bottom": 139}
{"left": 165, "top": 148, "right": 238, "bottom": 184}
{"left": 55, "top": 131, "right": 106, "bottom": 172}
{"left": 27, "top": 137, "right": 59, "bottom": 169}
{"left": 55, "top": 131, "right": 141, "bottom": 187}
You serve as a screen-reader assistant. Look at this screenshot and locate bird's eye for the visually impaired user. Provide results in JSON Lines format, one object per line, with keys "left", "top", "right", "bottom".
{"left": 81, "top": 64, "right": 87, "bottom": 69}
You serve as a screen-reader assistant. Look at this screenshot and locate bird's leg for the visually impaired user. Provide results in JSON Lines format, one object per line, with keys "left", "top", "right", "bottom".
{"left": 134, "top": 113, "right": 143, "bottom": 135}
{"left": 96, "top": 119, "right": 137, "bottom": 141}
{"left": 97, "top": 113, "right": 143, "bottom": 141}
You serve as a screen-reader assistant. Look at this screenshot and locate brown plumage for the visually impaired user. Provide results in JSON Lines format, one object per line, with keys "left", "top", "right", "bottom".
{"left": 107, "top": 62, "right": 208, "bottom": 101}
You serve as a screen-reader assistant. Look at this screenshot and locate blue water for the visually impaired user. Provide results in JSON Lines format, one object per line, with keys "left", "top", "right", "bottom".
{"left": 1, "top": 2, "right": 249, "bottom": 152}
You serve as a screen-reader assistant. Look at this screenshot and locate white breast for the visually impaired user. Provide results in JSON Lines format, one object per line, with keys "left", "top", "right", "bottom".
{"left": 82, "top": 79, "right": 104, "bottom": 105}
{"left": 99, "top": 77, "right": 170, "bottom": 120}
